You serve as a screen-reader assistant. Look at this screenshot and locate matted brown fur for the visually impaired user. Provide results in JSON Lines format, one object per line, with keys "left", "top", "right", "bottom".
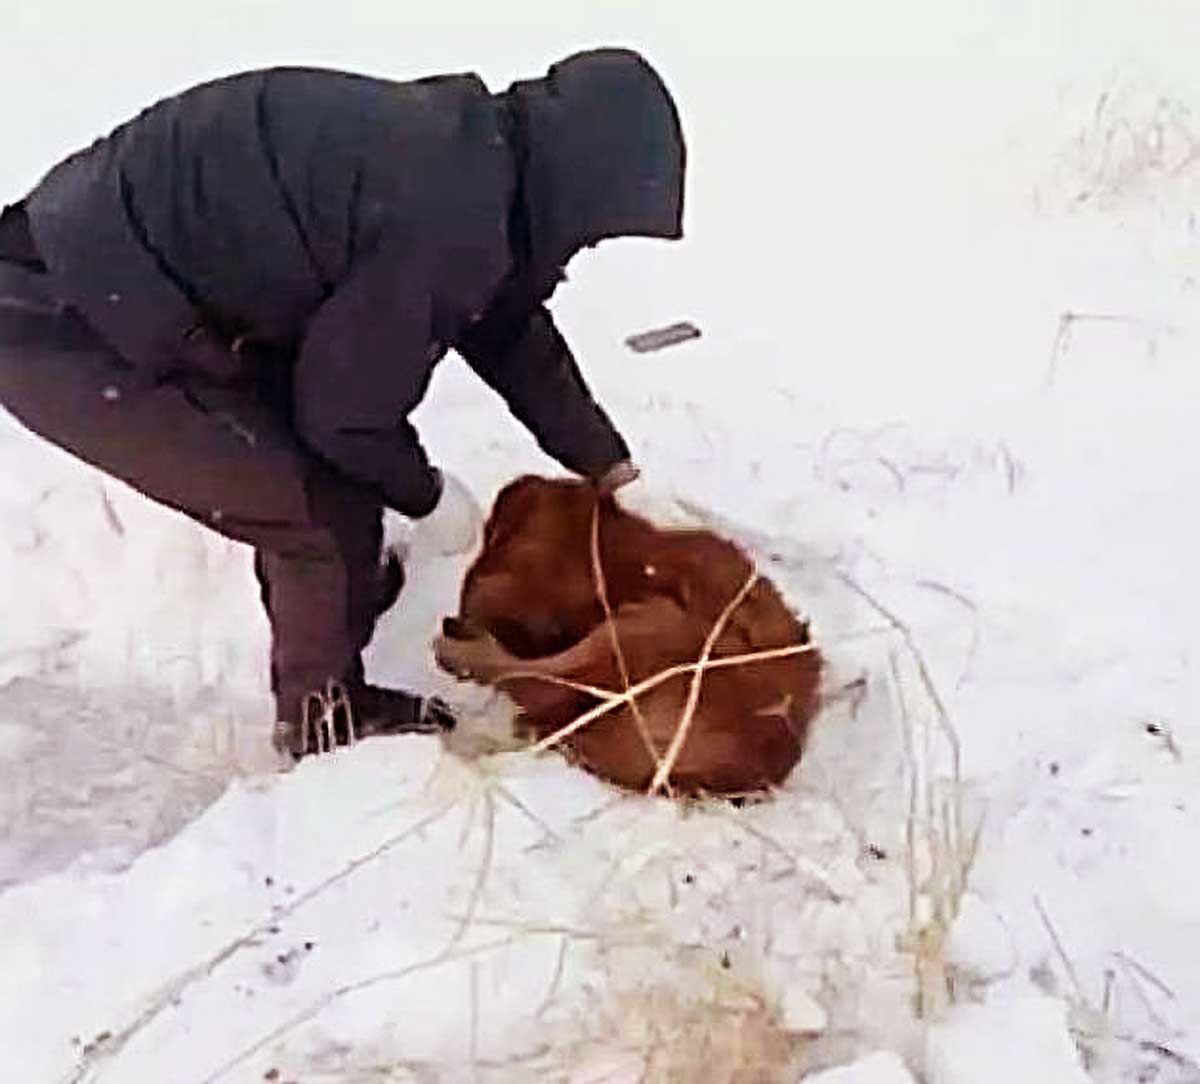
{"left": 435, "top": 476, "right": 822, "bottom": 796}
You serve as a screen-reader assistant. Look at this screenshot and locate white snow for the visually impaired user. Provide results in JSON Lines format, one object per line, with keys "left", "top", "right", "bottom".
{"left": 927, "top": 997, "right": 1091, "bottom": 1084}
{"left": 806, "top": 1052, "right": 916, "bottom": 1084}
{"left": 3, "top": 2, "right": 1200, "bottom": 1082}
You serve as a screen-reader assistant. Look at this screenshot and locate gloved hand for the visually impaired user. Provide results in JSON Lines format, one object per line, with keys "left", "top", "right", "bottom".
{"left": 592, "top": 459, "right": 641, "bottom": 496}
{"left": 408, "top": 468, "right": 483, "bottom": 558}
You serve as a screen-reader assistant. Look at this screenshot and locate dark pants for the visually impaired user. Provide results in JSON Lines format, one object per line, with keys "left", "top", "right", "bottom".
{"left": 0, "top": 262, "right": 384, "bottom": 723}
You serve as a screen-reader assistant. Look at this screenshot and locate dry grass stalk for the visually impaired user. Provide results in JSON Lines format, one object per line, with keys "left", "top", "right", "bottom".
{"left": 525, "top": 641, "right": 823, "bottom": 760}
{"left": 888, "top": 644, "right": 980, "bottom": 1020}
{"left": 66, "top": 795, "right": 464, "bottom": 1084}
{"left": 565, "top": 984, "right": 800, "bottom": 1084}
{"left": 841, "top": 562, "right": 983, "bottom": 1023}
{"left": 202, "top": 934, "right": 523, "bottom": 1084}
{"left": 520, "top": 625, "right": 889, "bottom": 769}
{"left": 1113, "top": 952, "right": 1176, "bottom": 1004}
{"left": 588, "top": 501, "right": 667, "bottom": 787}
{"left": 836, "top": 572, "right": 962, "bottom": 787}
{"left": 1034, "top": 894, "right": 1088, "bottom": 1006}
{"left": 647, "top": 567, "right": 760, "bottom": 795}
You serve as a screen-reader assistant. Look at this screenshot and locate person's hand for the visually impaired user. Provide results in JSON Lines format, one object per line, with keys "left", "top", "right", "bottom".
{"left": 409, "top": 469, "right": 483, "bottom": 557}
{"left": 593, "top": 459, "right": 640, "bottom": 496}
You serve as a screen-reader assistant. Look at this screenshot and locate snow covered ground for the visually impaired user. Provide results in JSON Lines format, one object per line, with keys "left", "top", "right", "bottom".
{"left": 2, "top": 2, "right": 1199, "bottom": 1081}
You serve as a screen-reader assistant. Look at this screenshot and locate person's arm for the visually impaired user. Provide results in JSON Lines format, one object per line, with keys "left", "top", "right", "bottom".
{"left": 292, "top": 252, "right": 442, "bottom": 517}
{"left": 456, "top": 299, "right": 631, "bottom": 480}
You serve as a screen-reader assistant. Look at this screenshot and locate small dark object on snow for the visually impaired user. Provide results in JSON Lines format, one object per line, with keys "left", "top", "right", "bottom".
{"left": 82, "top": 1031, "right": 112, "bottom": 1056}
{"left": 624, "top": 320, "right": 701, "bottom": 353}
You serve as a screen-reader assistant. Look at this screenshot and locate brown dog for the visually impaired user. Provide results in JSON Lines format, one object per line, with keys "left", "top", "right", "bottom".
{"left": 434, "top": 476, "right": 822, "bottom": 796}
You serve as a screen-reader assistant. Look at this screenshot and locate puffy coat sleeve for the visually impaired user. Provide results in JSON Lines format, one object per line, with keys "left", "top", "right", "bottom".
{"left": 456, "top": 297, "right": 630, "bottom": 479}
{"left": 292, "top": 252, "right": 443, "bottom": 517}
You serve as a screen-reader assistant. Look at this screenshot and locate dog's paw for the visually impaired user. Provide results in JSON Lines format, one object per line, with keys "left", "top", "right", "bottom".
{"left": 434, "top": 615, "right": 511, "bottom": 683}
{"left": 434, "top": 634, "right": 482, "bottom": 679}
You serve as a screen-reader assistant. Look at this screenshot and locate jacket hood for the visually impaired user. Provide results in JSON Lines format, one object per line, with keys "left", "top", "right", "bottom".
{"left": 503, "top": 48, "right": 686, "bottom": 271}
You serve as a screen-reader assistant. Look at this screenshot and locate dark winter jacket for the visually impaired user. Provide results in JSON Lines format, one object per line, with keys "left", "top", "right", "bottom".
{"left": 17, "top": 49, "right": 686, "bottom": 516}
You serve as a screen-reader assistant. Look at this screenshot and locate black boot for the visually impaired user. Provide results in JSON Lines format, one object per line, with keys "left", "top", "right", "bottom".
{"left": 272, "top": 679, "right": 456, "bottom": 758}
{"left": 353, "top": 681, "right": 457, "bottom": 736}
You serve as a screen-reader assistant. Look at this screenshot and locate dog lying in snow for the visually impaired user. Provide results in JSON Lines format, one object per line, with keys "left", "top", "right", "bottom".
{"left": 434, "top": 475, "right": 822, "bottom": 796}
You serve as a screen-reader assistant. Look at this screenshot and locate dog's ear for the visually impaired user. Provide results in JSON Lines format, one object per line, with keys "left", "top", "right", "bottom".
{"left": 442, "top": 615, "right": 484, "bottom": 640}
